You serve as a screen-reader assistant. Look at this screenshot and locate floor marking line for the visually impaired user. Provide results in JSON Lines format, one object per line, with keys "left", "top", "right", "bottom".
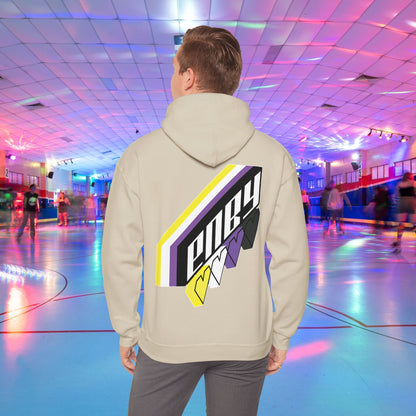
{"left": 307, "top": 301, "right": 368, "bottom": 327}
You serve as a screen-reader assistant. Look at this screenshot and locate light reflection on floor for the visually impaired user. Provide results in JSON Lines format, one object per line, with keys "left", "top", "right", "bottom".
{"left": 0, "top": 221, "right": 415, "bottom": 415}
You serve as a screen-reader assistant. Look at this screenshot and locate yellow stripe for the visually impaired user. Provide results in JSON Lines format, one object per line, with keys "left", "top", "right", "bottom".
{"left": 156, "top": 165, "right": 236, "bottom": 286}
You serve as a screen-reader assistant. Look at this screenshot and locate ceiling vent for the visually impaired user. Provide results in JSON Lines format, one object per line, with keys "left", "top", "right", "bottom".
{"left": 24, "top": 102, "right": 46, "bottom": 110}
{"left": 355, "top": 74, "right": 380, "bottom": 83}
{"left": 59, "top": 136, "right": 72, "bottom": 143}
{"left": 321, "top": 103, "right": 338, "bottom": 109}
{"left": 101, "top": 150, "right": 113, "bottom": 155}
{"left": 263, "top": 45, "right": 283, "bottom": 64}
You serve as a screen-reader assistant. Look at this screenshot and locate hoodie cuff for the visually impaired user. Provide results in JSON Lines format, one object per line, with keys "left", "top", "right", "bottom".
{"left": 272, "top": 332, "right": 290, "bottom": 351}
{"left": 119, "top": 328, "right": 141, "bottom": 348}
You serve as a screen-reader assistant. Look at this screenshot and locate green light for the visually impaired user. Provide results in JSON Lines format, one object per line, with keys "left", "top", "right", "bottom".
{"left": 238, "top": 22, "right": 266, "bottom": 29}
{"left": 248, "top": 84, "right": 279, "bottom": 90}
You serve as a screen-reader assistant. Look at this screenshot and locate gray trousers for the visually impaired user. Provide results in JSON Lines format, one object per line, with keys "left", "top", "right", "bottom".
{"left": 128, "top": 349, "right": 269, "bottom": 416}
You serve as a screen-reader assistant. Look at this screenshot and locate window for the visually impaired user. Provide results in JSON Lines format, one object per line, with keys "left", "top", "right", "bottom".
{"left": 9, "top": 171, "right": 23, "bottom": 184}
{"left": 317, "top": 178, "right": 324, "bottom": 189}
{"left": 346, "top": 171, "right": 359, "bottom": 183}
{"left": 371, "top": 164, "right": 389, "bottom": 180}
{"left": 73, "top": 183, "right": 86, "bottom": 193}
{"left": 307, "top": 180, "right": 315, "bottom": 190}
{"left": 394, "top": 162, "right": 403, "bottom": 177}
{"left": 27, "top": 175, "right": 39, "bottom": 186}
{"left": 394, "top": 159, "right": 416, "bottom": 177}
{"left": 331, "top": 174, "right": 344, "bottom": 185}
{"left": 403, "top": 160, "right": 411, "bottom": 174}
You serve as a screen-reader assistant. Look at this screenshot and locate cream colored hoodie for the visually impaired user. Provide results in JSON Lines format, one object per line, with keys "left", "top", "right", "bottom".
{"left": 102, "top": 93, "right": 309, "bottom": 364}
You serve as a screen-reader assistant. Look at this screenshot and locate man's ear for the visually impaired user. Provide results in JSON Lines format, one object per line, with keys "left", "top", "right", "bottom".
{"left": 183, "top": 67, "right": 197, "bottom": 92}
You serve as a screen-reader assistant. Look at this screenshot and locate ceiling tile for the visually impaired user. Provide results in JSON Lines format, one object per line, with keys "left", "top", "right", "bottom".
{"left": 150, "top": 20, "right": 179, "bottom": 45}
{"left": 112, "top": 0, "right": 147, "bottom": 18}
{"left": 286, "top": 22, "right": 325, "bottom": 44}
{"left": 259, "top": 21, "right": 295, "bottom": 45}
{"left": 2, "top": 44, "right": 39, "bottom": 66}
{"left": 341, "top": 51, "right": 380, "bottom": 74}
{"left": 178, "top": 0, "right": 210, "bottom": 20}
{"left": 361, "top": 28, "right": 408, "bottom": 55}
{"left": 27, "top": 44, "right": 63, "bottom": 62}
{"left": 313, "top": 22, "right": 352, "bottom": 45}
{"left": 62, "top": 19, "right": 101, "bottom": 43}
{"left": 115, "top": 63, "right": 141, "bottom": 78}
{"left": 286, "top": 0, "right": 309, "bottom": 19}
{"left": 104, "top": 44, "right": 133, "bottom": 63}
{"left": 300, "top": 0, "right": 342, "bottom": 21}
{"left": 122, "top": 20, "right": 153, "bottom": 44}
{"left": 388, "top": 36, "right": 416, "bottom": 61}
{"left": 330, "top": 0, "right": 374, "bottom": 22}
{"left": 78, "top": 44, "right": 111, "bottom": 63}
{"left": 210, "top": 0, "right": 243, "bottom": 20}
{"left": 358, "top": 0, "right": 413, "bottom": 27}
{"left": 78, "top": 0, "right": 117, "bottom": 19}
{"left": 91, "top": 20, "right": 127, "bottom": 44}
{"left": 31, "top": 19, "right": 74, "bottom": 43}
{"left": 145, "top": 0, "right": 178, "bottom": 20}
{"left": 13, "top": 0, "right": 53, "bottom": 17}
{"left": 53, "top": 44, "right": 85, "bottom": 62}
{"left": 366, "top": 56, "right": 403, "bottom": 77}
{"left": 2, "top": 19, "right": 46, "bottom": 43}
{"left": 68, "top": 62, "right": 98, "bottom": 78}
{"left": 320, "top": 47, "right": 355, "bottom": 68}
{"left": 0, "top": 0, "right": 24, "bottom": 17}
{"left": 44, "top": 62, "right": 76, "bottom": 78}
{"left": 235, "top": 24, "right": 266, "bottom": 45}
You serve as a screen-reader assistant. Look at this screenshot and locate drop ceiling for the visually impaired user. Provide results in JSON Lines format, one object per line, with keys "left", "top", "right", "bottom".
{"left": 1, "top": 0, "right": 416, "bottom": 176}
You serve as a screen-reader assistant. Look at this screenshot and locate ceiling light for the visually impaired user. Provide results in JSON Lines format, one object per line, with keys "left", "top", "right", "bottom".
{"left": 299, "top": 136, "right": 308, "bottom": 142}
{"left": 379, "top": 131, "right": 383, "bottom": 138}
{"left": 400, "top": 136, "right": 408, "bottom": 143}
{"left": 367, "top": 129, "right": 372, "bottom": 136}
{"left": 6, "top": 154, "right": 16, "bottom": 160}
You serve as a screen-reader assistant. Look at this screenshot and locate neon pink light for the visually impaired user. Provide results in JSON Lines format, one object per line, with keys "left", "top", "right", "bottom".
{"left": 286, "top": 340, "right": 331, "bottom": 362}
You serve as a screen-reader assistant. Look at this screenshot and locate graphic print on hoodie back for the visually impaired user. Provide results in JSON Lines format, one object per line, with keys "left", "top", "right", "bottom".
{"left": 156, "top": 164, "right": 262, "bottom": 307}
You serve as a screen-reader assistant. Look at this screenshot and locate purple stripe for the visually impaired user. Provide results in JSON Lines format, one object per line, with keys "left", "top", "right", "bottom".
{"left": 168, "top": 166, "right": 252, "bottom": 286}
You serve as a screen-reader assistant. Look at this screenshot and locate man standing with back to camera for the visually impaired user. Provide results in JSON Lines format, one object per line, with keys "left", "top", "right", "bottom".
{"left": 102, "top": 26, "right": 309, "bottom": 415}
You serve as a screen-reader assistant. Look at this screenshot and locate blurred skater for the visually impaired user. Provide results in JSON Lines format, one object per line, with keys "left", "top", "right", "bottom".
{"left": 100, "top": 193, "right": 108, "bottom": 222}
{"left": 4, "top": 187, "right": 16, "bottom": 232}
{"left": 301, "top": 190, "right": 310, "bottom": 224}
{"left": 320, "top": 183, "right": 332, "bottom": 222}
{"left": 84, "top": 195, "right": 96, "bottom": 226}
{"left": 55, "top": 191, "right": 70, "bottom": 226}
{"left": 325, "top": 183, "right": 351, "bottom": 234}
{"left": 372, "top": 186, "right": 390, "bottom": 233}
{"left": 16, "top": 184, "right": 39, "bottom": 242}
{"left": 392, "top": 172, "right": 416, "bottom": 253}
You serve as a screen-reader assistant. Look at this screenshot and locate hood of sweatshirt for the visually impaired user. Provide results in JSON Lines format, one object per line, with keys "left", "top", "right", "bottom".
{"left": 161, "top": 93, "right": 255, "bottom": 167}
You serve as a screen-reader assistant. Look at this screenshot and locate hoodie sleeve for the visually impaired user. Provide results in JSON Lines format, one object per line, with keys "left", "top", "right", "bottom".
{"left": 101, "top": 160, "right": 144, "bottom": 348}
{"left": 266, "top": 154, "right": 309, "bottom": 351}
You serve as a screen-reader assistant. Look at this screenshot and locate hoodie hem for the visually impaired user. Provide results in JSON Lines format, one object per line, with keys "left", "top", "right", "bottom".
{"left": 137, "top": 334, "right": 273, "bottom": 364}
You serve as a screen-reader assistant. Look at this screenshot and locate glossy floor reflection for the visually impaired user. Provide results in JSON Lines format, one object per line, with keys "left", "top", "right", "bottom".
{"left": 1, "top": 221, "right": 415, "bottom": 415}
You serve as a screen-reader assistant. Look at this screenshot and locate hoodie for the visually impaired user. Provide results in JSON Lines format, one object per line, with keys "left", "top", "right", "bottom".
{"left": 102, "top": 93, "right": 309, "bottom": 364}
